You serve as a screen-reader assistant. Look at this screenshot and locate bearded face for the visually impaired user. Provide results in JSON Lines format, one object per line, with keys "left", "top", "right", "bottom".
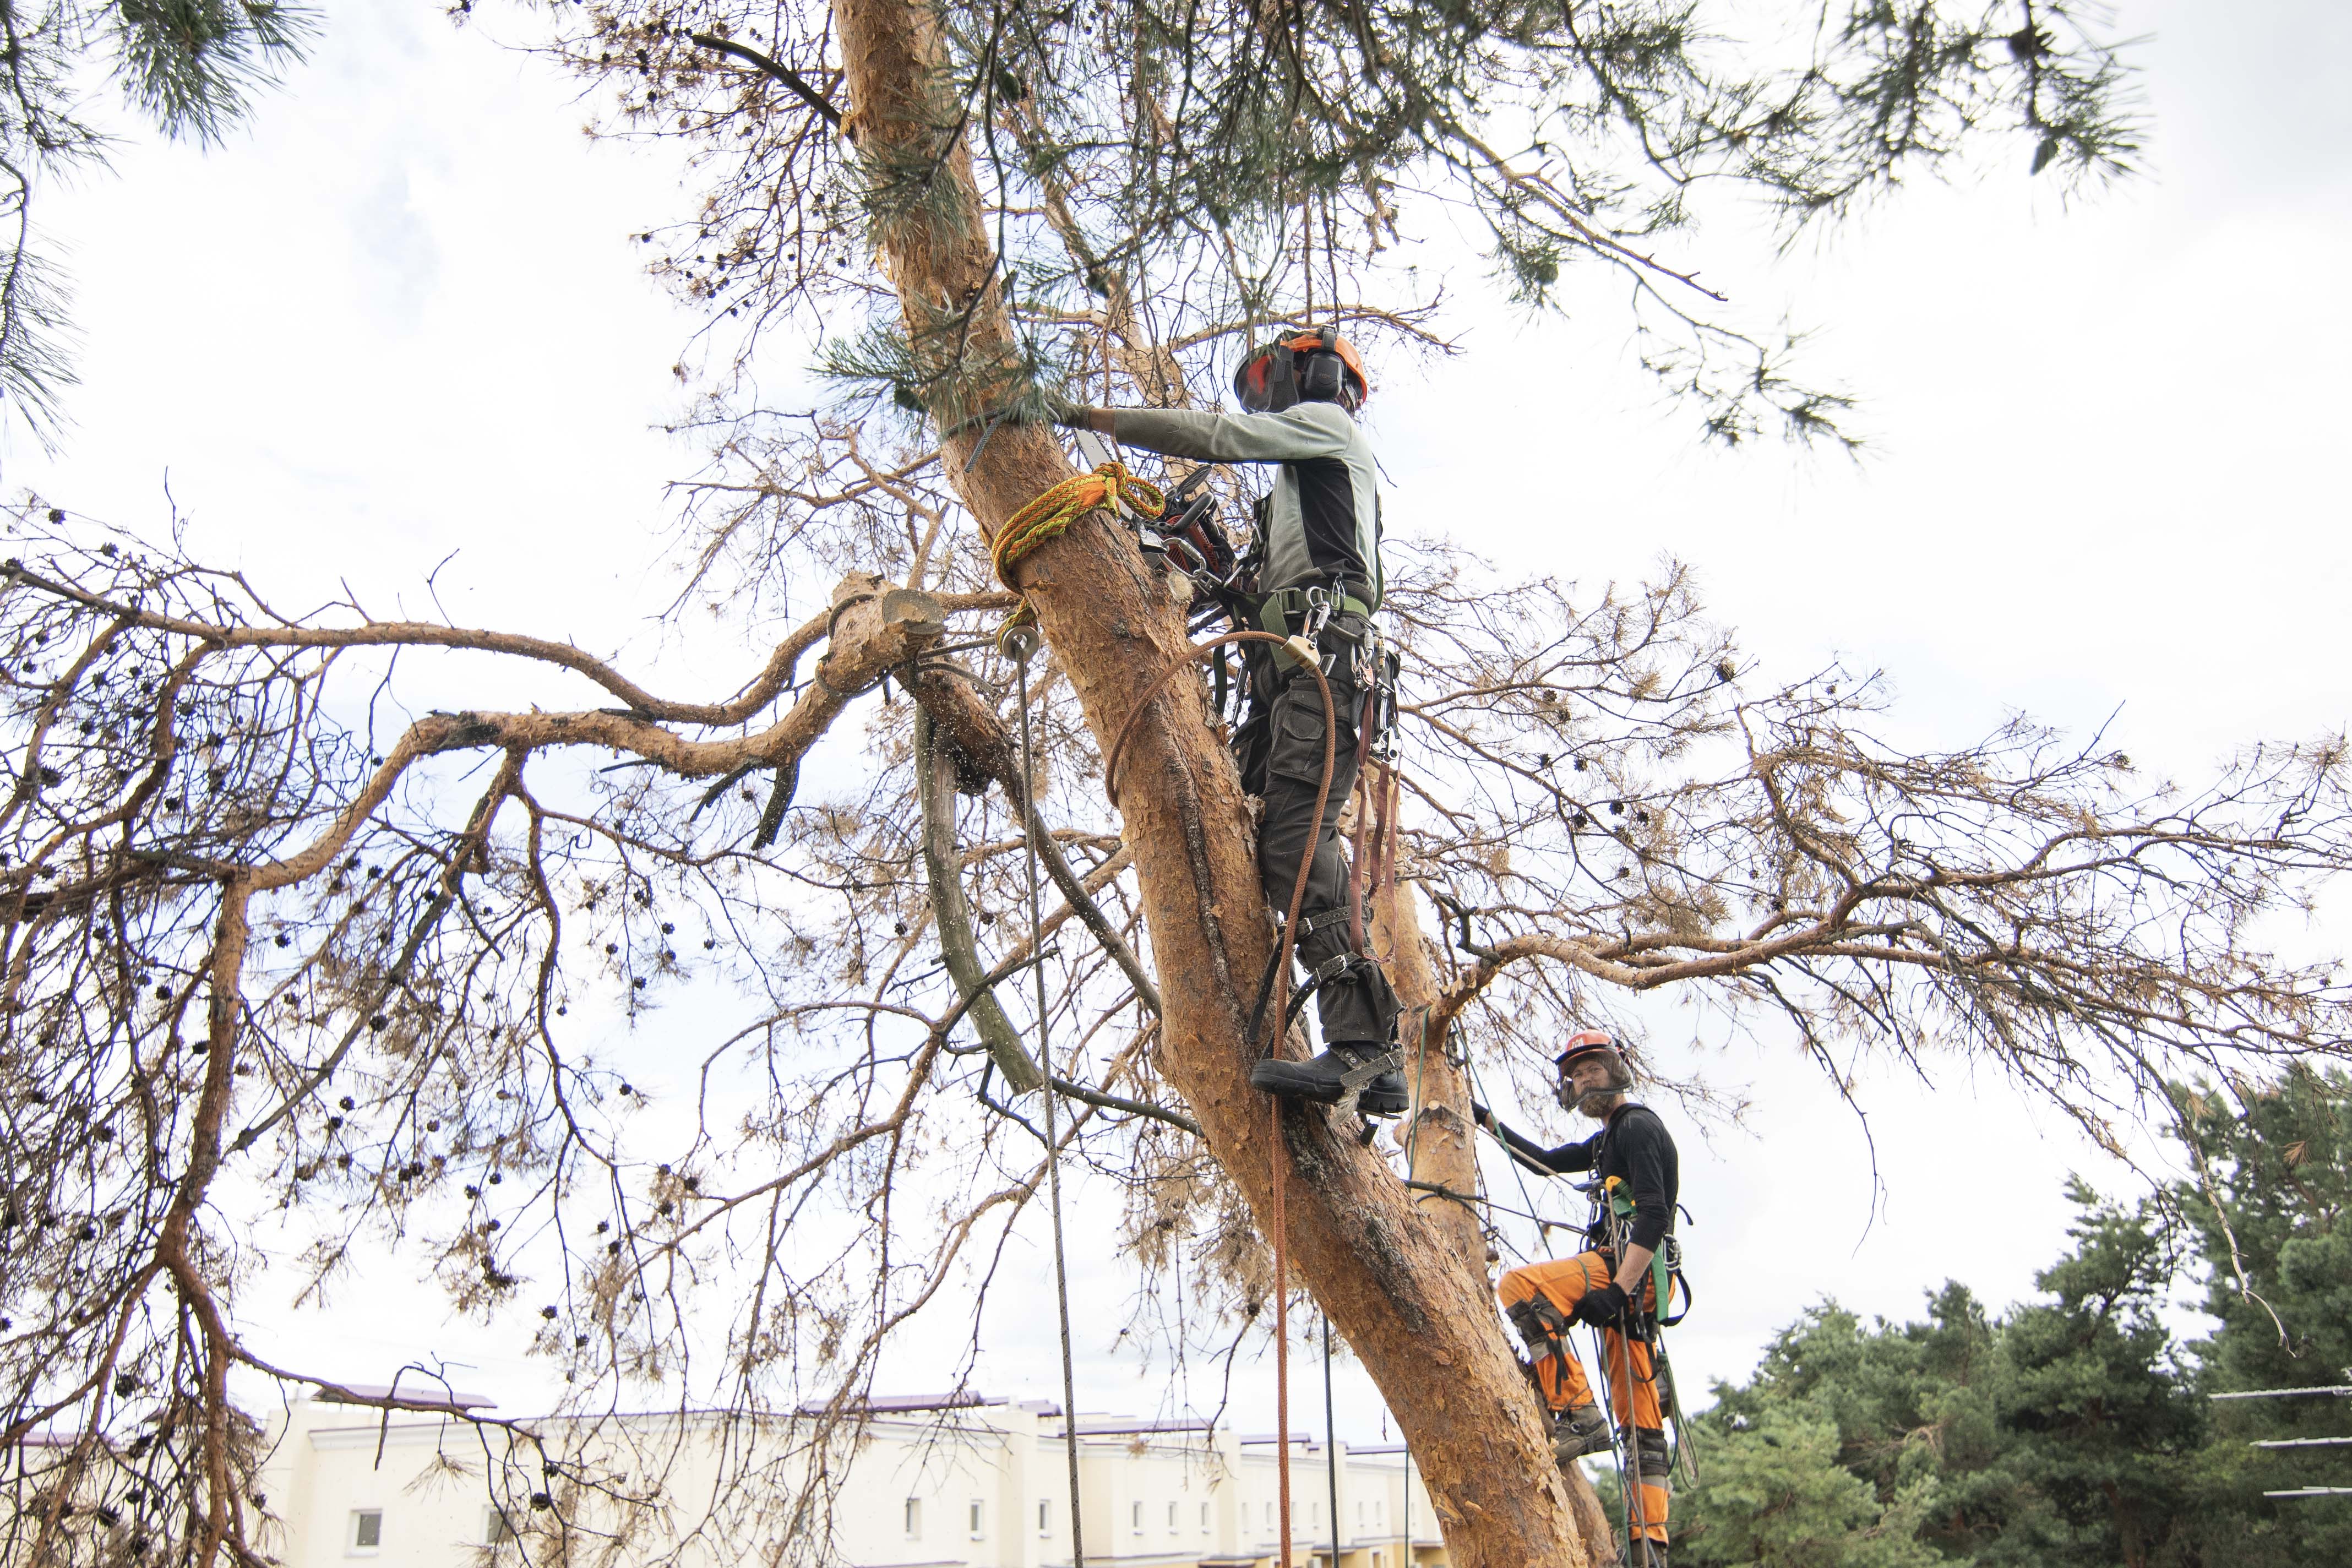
{"left": 1554, "top": 1049, "right": 1633, "bottom": 1118}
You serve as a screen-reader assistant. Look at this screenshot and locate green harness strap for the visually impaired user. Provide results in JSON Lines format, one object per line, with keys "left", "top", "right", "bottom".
{"left": 1255, "top": 586, "right": 1375, "bottom": 637}
{"left": 1606, "top": 1178, "right": 1673, "bottom": 1317}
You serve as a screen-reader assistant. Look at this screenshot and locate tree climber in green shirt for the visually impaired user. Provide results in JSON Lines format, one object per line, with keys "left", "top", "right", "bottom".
{"left": 1058, "top": 329, "right": 1406, "bottom": 1113}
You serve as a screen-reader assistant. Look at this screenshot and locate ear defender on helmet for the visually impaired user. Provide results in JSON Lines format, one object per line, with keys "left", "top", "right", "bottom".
{"left": 1298, "top": 325, "right": 1347, "bottom": 404}
{"left": 1232, "top": 328, "right": 1371, "bottom": 413}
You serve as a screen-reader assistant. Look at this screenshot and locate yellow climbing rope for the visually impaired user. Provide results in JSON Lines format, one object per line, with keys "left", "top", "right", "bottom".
{"left": 992, "top": 461, "right": 1164, "bottom": 650}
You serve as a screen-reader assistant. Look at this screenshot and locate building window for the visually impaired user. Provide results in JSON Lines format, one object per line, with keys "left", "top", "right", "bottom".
{"left": 1359, "top": 1500, "right": 1368, "bottom": 1529}
{"left": 1201, "top": 1500, "right": 1212, "bottom": 1534}
{"left": 1131, "top": 1500, "right": 1144, "bottom": 1536}
{"left": 1375, "top": 1499, "right": 1385, "bottom": 1528}
{"left": 484, "top": 1509, "right": 515, "bottom": 1545}
{"left": 1265, "top": 1501, "right": 1275, "bottom": 1530}
{"left": 1168, "top": 1501, "right": 1178, "bottom": 1533}
{"left": 1038, "top": 1499, "right": 1052, "bottom": 1537}
{"left": 1374, "top": 1554, "right": 1386, "bottom": 1568}
{"left": 347, "top": 1510, "right": 383, "bottom": 1555}
{"left": 969, "top": 1500, "right": 986, "bottom": 1540}
{"left": 903, "top": 1498, "right": 922, "bottom": 1540}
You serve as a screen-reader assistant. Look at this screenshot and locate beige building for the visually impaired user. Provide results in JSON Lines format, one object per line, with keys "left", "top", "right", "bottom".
{"left": 254, "top": 1389, "right": 1447, "bottom": 1568}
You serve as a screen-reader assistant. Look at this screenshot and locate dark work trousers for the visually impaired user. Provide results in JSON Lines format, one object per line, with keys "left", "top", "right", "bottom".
{"left": 1232, "top": 613, "right": 1401, "bottom": 1048}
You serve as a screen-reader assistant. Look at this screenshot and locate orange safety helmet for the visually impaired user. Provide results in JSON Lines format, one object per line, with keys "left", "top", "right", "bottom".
{"left": 1555, "top": 1030, "right": 1633, "bottom": 1090}
{"left": 1231, "top": 325, "right": 1370, "bottom": 414}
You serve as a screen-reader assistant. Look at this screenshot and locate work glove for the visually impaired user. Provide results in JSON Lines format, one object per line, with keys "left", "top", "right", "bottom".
{"left": 1038, "top": 389, "right": 1091, "bottom": 428}
{"left": 1571, "top": 1282, "right": 1629, "bottom": 1327}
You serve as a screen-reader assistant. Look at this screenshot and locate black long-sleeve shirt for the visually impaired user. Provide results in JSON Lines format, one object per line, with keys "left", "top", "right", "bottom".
{"left": 1489, "top": 1102, "right": 1679, "bottom": 1253}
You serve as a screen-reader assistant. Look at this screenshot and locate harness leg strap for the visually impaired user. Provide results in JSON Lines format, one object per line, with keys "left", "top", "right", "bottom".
{"left": 1505, "top": 1297, "right": 1577, "bottom": 1402}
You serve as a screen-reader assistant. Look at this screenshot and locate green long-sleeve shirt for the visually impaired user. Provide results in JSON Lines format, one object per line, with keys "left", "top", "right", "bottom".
{"left": 1105, "top": 402, "right": 1383, "bottom": 607}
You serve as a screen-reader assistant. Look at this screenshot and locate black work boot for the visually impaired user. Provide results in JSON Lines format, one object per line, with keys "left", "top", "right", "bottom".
{"left": 1249, "top": 1041, "right": 1407, "bottom": 1115}
{"left": 1549, "top": 1402, "right": 1613, "bottom": 1463}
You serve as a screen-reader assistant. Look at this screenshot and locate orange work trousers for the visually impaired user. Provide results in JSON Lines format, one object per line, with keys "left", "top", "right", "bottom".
{"left": 1498, "top": 1250, "right": 1669, "bottom": 1542}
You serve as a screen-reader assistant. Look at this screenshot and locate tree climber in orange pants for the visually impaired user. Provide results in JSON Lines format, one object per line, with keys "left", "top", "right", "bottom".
{"left": 1474, "top": 1031, "right": 1680, "bottom": 1568}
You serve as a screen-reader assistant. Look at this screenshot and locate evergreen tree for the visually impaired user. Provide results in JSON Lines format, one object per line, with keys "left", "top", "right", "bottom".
{"left": 1680, "top": 1404, "right": 1942, "bottom": 1567}
{"left": 1987, "top": 1182, "right": 2211, "bottom": 1567}
{"left": 2175, "top": 1068, "right": 2352, "bottom": 1565}
{"left": 551, "top": 0, "right": 2143, "bottom": 449}
{"left": 1677, "top": 1076, "right": 2352, "bottom": 1566}
{"left": 1678, "top": 1302, "right": 1962, "bottom": 1567}
{"left": 1682, "top": 1191, "right": 2209, "bottom": 1565}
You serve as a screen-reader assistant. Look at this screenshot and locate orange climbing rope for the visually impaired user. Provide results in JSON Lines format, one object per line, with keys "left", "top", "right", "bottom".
{"left": 990, "top": 461, "right": 1165, "bottom": 649}
{"left": 1101, "top": 628, "right": 1337, "bottom": 1568}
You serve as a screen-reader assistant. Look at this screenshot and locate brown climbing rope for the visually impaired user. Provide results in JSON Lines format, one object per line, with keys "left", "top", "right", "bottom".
{"left": 1345, "top": 700, "right": 1375, "bottom": 956}
{"left": 1272, "top": 1092, "right": 1293, "bottom": 1568}
{"left": 1102, "top": 628, "right": 1336, "bottom": 1059}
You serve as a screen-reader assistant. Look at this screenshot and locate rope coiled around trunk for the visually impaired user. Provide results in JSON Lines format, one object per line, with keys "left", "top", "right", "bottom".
{"left": 991, "top": 462, "right": 1165, "bottom": 651}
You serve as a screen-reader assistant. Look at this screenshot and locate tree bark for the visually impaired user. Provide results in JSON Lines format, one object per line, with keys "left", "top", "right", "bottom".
{"left": 1375, "top": 858, "right": 1623, "bottom": 1565}
{"left": 1375, "top": 875, "right": 1483, "bottom": 1259}
{"left": 831, "top": 2, "right": 1594, "bottom": 1562}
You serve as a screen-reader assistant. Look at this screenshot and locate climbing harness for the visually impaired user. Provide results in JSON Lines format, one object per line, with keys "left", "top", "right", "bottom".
{"left": 993, "top": 459, "right": 1344, "bottom": 1077}
{"left": 1598, "top": 1177, "right": 1690, "bottom": 1331}
{"left": 1006, "top": 619, "right": 1089, "bottom": 1568}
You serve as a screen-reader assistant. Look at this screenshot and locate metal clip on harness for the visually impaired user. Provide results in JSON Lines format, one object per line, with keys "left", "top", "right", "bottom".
{"left": 1363, "top": 625, "right": 1401, "bottom": 764}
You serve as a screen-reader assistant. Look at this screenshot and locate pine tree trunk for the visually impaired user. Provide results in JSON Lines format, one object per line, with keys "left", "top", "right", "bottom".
{"left": 1376, "top": 873, "right": 1624, "bottom": 1564}
{"left": 830, "top": 3, "right": 1596, "bottom": 1562}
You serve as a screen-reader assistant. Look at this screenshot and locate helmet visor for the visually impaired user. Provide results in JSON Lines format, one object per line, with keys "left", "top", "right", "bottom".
{"left": 1232, "top": 343, "right": 1300, "bottom": 412}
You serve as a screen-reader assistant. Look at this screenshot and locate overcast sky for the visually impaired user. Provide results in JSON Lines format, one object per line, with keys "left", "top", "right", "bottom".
{"left": 13, "top": 1, "right": 2351, "bottom": 1444}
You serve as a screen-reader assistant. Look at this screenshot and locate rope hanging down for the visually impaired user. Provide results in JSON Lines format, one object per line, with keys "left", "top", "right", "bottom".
{"left": 1010, "top": 627, "right": 1089, "bottom": 1568}
{"left": 992, "top": 462, "right": 1165, "bottom": 649}
{"left": 989, "top": 464, "right": 1347, "bottom": 1568}
{"left": 1096, "top": 626, "right": 1334, "bottom": 1568}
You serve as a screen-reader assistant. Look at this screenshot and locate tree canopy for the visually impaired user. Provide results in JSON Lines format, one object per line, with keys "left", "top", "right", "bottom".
{"left": 0, "top": 1, "right": 315, "bottom": 435}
